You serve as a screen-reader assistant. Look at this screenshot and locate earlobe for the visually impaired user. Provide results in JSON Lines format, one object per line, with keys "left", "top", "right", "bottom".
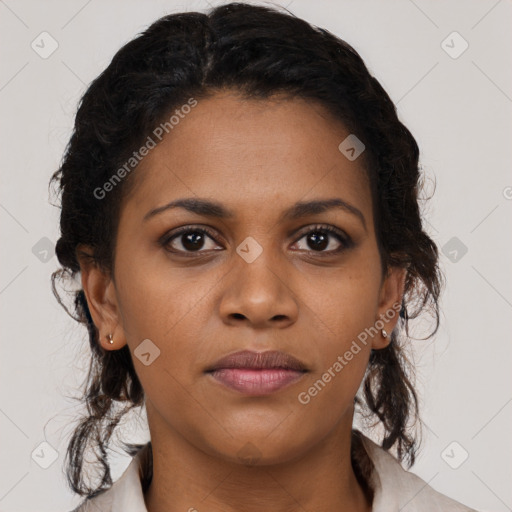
{"left": 76, "top": 244, "right": 125, "bottom": 350}
{"left": 372, "top": 265, "right": 407, "bottom": 350}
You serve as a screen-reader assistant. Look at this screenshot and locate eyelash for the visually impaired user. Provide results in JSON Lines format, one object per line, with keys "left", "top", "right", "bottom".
{"left": 159, "top": 224, "right": 353, "bottom": 257}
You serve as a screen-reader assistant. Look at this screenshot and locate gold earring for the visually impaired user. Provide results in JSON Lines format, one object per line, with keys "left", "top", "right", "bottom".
{"left": 106, "top": 333, "right": 114, "bottom": 345}
{"left": 381, "top": 329, "right": 388, "bottom": 338}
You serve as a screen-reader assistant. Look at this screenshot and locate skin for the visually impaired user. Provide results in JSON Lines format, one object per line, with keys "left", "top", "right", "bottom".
{"left": 78, "top": 91, "right": 406, "bottom": 512}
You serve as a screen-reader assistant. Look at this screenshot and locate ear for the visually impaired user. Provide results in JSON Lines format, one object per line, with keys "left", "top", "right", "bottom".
{"left": 76, "top": 244, "right": 126, "bottom": 350}
{"left": 371, "top": 265, "right": 407, "bottom": 350}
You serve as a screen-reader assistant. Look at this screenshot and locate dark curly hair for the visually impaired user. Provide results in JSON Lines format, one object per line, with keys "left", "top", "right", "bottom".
{"left": 50, "top": 1, "right": 443, "bottom": 500}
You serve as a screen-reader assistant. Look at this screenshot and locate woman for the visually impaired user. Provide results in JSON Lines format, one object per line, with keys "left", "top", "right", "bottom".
{"left": 51, "top": 2, "right": 477, "bottom": 511}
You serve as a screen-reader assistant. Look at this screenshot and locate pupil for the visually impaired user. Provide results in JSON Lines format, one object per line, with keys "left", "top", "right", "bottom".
{"left": 183, "top": 232, "right": 204, "bottom": 251}
{"left": 309, "top": 232, "right": 328, "bottom": 251}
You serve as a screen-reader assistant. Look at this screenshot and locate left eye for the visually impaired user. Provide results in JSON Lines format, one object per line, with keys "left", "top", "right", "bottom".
{"left": 292, "top": 225, "right": 350, "bottom": 254}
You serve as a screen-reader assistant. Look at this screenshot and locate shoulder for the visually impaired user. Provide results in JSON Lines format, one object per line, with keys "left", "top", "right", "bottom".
{"left": 66, "top": 443, "right": 151, "bottom": 512}
{"left": 360, "top": 434, "right": 479, "bottom": 512}
{"left": 67, "top": 490, "right": 113, "bottom": 512}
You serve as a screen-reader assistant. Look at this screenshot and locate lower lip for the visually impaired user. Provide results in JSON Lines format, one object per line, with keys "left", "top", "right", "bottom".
{"left": 207, "top": 368, "right": 306, "bottom": 395}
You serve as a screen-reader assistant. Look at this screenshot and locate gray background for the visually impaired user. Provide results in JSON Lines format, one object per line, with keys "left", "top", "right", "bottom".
{"left": 1, "top": 0, "right": 511, "bottom": 510}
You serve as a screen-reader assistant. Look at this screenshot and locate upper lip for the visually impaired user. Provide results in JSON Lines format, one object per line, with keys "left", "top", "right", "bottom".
{"left": 205, "top": 350, "right": 308, "bottom": 372}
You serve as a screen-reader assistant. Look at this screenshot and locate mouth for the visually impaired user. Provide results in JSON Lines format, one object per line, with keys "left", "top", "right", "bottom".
{"left": 205, "top": 350, "right": 308, "bottom": 396}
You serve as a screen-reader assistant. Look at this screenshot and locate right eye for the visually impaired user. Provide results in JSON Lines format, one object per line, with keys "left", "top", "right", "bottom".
{"left": 160, "top": 226, "right": 223, "bottom": 255}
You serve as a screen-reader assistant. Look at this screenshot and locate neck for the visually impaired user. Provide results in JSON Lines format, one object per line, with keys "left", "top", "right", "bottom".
{"left": 143, "top": 402, "right": 372, "bottom": 512}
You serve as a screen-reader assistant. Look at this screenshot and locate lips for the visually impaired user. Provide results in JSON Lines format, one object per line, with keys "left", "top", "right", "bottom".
{"left": 205, "top": 350, "right": 308, "bottom": 372}
{"left": 205, "top": 350, "right": 308, "bottom": 396}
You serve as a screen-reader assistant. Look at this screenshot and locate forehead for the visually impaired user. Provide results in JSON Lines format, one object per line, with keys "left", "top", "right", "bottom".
{"left": 121, "top": 92, "right": 372, "bottom": 227}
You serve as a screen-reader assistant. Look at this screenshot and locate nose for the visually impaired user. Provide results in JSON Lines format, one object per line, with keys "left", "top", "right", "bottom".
{"left": 218, "top": 250, "right": 299, "bottom": 329}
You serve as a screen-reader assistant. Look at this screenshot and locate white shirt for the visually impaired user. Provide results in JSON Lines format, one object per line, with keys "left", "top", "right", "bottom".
{"left": 70, "top": 434, "right": 478, "bottom": 511}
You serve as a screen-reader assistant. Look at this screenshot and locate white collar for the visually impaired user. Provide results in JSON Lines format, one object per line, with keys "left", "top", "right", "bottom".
{"left": 360, "top": 435, "right": 476, "bottom": 511}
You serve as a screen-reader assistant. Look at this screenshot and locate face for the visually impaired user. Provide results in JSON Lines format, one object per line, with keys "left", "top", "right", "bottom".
{"left": 80, "top": 91, "right": 405, "bottom": 465}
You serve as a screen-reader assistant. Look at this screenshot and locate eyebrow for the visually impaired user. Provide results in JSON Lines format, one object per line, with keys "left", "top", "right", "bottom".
{"left": 143, "top": 197, "right": 367, "bottom": 231}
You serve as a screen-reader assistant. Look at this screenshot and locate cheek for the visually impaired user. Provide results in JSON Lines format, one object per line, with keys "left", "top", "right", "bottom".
{"left": 307, "top": 260, "right": 381, "bottom": 347}
{"left": 114, "top": 255, "right": 218, "bottom": 400}
{"left": 115, "top": 253, "right": 207, "bottom": 343}
{"left": 312, "top": 301, "right": 373, "bottom": 397}
{"left": 296, "top": 302, "right": 373, "bottom": 430}
{"left": 298, "top": 264, "right": 380, "bottom": 400}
